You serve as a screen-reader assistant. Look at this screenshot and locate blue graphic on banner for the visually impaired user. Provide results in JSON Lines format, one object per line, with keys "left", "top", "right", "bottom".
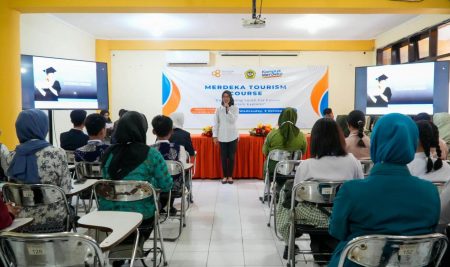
{"left": 319, "top": 91, "right": 329, "bottom": 116}
{"left": 239, "top": 108, "right": 285, "bottom": 114}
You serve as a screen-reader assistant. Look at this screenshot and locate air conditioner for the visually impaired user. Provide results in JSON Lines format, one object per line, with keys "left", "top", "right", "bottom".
{"left": 166, "top": 51, "right": 210, "bottom": 65}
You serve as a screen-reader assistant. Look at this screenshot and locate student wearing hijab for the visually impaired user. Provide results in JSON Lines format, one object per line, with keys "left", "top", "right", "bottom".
{"left": 5, "top": 109, "right": 71, "bottom": 232}
{"left": 345, "top": 110, "right": 370, "bottom": 159}
{"left": 328, "top": 113, "right": 440, "bottom": 267}
{"left": 262, "top": 107, "right": 307, "bottom": 192}
{"left": 213, "top": 90, "right": 239, "bottom": 184}
{"left": 169, "top": 112, "right": 195, "bottom": 156}
{"left": 100, "top": 111, "right": 173, "bottom": 248}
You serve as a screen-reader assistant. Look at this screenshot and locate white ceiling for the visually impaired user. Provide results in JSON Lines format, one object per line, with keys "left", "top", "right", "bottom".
{"left": 51, "top": 13, "right": 417, "bottom": 40}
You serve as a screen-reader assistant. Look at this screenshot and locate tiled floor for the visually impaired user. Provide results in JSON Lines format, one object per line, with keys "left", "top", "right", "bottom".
{"left": 135, "top": 179, "right": 315, "bottom": 267}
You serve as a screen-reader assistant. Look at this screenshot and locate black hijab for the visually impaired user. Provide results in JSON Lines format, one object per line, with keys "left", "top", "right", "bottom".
{"left": 101, "top": 111, "right": 150, "bottom": 180}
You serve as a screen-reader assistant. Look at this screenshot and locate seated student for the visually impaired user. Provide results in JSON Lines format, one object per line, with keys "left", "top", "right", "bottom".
{"left": 74, "top": 113, "right": 109, "bottom": 162}
{"left": 408, "top": 120, "right": 450, "bottom": 182}
{"left": 414, "top": 112, "right": 448, "bottom": 160}
{"left": 434, "top": 113, "right": 450, "bottom": 154}
{"left": 328, "top": 113, "right": 440, "bottom": 267}
{"left": 0, "top": 129, "right": 9, "bottom": 181}
{"left": 277, "top": 118, "right": 363, "bottom": 261}
{"left": 60, "top": 109, "right": 89, "bottom": 151}
{"left": 110, "top": 109, "right": 128, "bottom": 144}
{"left": 169, "top": 112, "right": 195, "bottom": 157}
{"left": 100, "top": 111, "right": 172, "bottom": 254}
{"left": 150, "top": 115, "right": 186, "bottom": 215}
{"left": 0, "top": 199, "right": 20, "bottom": 230}
{"left": 5, "top": 109, "right": 71, "bottom": 232}
{"left": 345, "top": 110, "right": 370, "bottom": 159}
{"left": 262, "top": 107, "right": 306, "bottom": 192}
{"left": 323, "top": 108, "right": 334, "bottom": 120}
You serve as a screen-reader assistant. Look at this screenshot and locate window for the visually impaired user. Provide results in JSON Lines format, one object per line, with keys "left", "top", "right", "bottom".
{"left": 418, "top": 37, "right": 429, "bottom": 59}
{"left": 382, "top": 48, "right": 391, "bottom": 65}
{"left": 400, "top": 45, "right": 409, "bottom": 63}
{"left": 438, "top": 23, "right": 450, "bottom": 56}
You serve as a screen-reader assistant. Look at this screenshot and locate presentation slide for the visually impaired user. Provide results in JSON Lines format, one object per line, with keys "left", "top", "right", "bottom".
{"left": 366, "top": 63, "right": 434, "bottom": 115}
{"left": 21, "top": 55, "right": 109, "bottom": 110}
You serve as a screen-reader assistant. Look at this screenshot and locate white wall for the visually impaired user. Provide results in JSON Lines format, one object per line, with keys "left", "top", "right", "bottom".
{"left": 20, "top": 14, "right": 96, "bottom": 146}
{"left": 111, "top": 50, "right": 373, "bottom": 136}
{"left": 375, "top": 14, "right": 450, "bottom": 49}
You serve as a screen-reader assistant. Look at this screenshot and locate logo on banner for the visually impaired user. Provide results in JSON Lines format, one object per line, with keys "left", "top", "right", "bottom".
{"left": 262, "top": 69, "right": 283, "bottom": 78}
{"left": 212, "top": 70, "right": 221, "bottom": 78}
{"left": 244, "top": 69, "right": 256, "bottom": 79}
{"left": 162, "top": 74, "right": 181, "bottom": 116}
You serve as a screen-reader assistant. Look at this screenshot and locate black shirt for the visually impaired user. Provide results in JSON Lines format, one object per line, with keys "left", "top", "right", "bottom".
{"left": 35, "top": 81, "right": 61, "bottom": 101}
{"left": 169, "top": 128, "right": 195, "bottom": 156}
{"left": 60, "top": 129, "right": 89, "bottom": 151}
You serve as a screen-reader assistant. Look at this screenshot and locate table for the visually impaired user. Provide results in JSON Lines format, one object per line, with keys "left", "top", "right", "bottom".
{"left": 1, "top": 218, "right": 34, "bottom": 232}
{"left": 191, "top": 134, "right": 311, "bottom": 179}
{"left": 77, "top": 211, "right": 143, "bottom": 251}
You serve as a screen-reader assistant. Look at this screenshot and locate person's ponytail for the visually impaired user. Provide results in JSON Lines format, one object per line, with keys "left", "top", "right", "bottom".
{"left": 356, "top": 120, "right": 366, "bottom": 148}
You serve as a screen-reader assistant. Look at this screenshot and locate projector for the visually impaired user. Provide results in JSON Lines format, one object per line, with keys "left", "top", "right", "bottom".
{"left": 242, "top": 18, "right": 266, "bottom": 28}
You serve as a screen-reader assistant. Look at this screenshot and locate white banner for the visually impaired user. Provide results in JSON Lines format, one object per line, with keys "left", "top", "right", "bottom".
{"left": 162, "top": 67, "right": 329, "bottom": 128}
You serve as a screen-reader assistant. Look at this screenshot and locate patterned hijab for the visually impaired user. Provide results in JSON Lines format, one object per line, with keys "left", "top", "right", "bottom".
{"left": 102, "top": 111, "right": 150, "bottom": 180}
{"left": 370, "top": 113, "right": 418, "bottom": 164}
{"left": 278, "top": 107, "right": 300, "bottom": 145}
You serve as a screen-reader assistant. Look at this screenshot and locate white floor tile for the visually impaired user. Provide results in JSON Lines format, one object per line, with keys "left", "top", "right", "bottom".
{"left": 207, "top": 251, "right": 245, "bottom": 266}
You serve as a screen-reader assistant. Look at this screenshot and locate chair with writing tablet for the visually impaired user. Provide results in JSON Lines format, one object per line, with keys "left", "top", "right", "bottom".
{"left": 267, "top": 159, "right": 302, "bottom": 241}
{"left": 0, "top": 231, "right": 107, "bottom": 267}
{"left": 260, "top": 149, "right": 293, "bottom": 205}
{"left": 2, "top": 183, "right": 71, "bottom": 233}
{"left": 287, "top": 179, "right": 344, "bottom": 267}
{"left": 337, "top": 233, "right": 448, "bottom": 267}
{"left": 93, "top": 180, "right": 168, "bottom": 267}
{"left": 74, "top": 161, "right": 103, "bottom": 213}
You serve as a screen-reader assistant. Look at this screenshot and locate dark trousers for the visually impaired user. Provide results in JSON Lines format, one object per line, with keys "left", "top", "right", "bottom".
{"left": 219, "top": 139, "right": 238, "bottom": 177}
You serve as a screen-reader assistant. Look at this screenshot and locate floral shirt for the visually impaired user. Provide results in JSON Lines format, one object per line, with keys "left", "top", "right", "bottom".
{"left": 5, "top": 146, "right": 71, "bottom": 232}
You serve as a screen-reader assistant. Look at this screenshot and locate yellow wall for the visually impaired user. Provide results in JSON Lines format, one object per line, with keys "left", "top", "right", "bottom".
{"left": 0, "top": 2, "right": 20, "bottom": 148}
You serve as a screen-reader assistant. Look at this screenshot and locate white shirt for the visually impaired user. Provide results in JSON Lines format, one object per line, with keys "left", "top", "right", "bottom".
{"left": 154, "top": 140, "right": 187, "bottom": 167}
{"left": 213, "top": 105, "right": 239, "bottom": 142}
{"left": 294, "top": 153, "right": 364, "bottom": 185}
{"left": 407, "top": 152, "right": 450, "bottom": 182}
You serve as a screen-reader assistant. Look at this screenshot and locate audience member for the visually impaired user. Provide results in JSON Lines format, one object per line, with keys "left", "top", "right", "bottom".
{"left": 111, "top": 109, "right": 128, "bottom": 144}
{"left": 5, "top": 109, "right": 71, "bottom": 232}
{"left": 262, "top": 107, "right": 306, "bottom": 193}
{"left": 100, "top": 111, "right": 172, "bottom": 255}
{"left": 169, "top": 112, "right": 195, "bottom": 156}
{"left": 345, "top": 110, "right": 370, "bottom": 159}
{"left": 151, "top": 115, "right": 186, "bottom": 216}
{"left": 414, "top": 112, "right": 448, "bottom": 159}
{"left": 277, "top": 118, "right": 363, "bottom": 261}
{"left": 100, "top": 110, "right": 112, "bottom": 123}
{"left": 328, "top": 113, "right": 440, "bottom": 267}
{"left": 0, "top": 129, "right": 9, "bottom": 181}
{"left": 408, "top": 120, "right": 450, "bottom": 182}
{"left": 74, "top": 113, "right": 109, "bottom": 162}
{"left": 60, "top": 109, "right": 89, "bottom": 151}
{"left": 323, "top": 108, "right": 334, "bottom": 119}
{"left": 0, "top": 199, "right": 20, "bottom": 230}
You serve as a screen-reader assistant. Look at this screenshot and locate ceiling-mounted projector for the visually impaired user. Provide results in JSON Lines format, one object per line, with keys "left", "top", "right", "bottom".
{"left": 242, "top": 17, "right": 266, "bottom": 28}
{"left": 242, "top": 0, "right": 265, "bottom": 28}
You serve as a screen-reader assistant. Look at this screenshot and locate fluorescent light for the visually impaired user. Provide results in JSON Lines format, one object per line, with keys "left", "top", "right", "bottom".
{"left": 21, "top": 68, "right": 27, "bottom": 74}
{"left": 290, "top": 15, "right": 336, "bottom": 34}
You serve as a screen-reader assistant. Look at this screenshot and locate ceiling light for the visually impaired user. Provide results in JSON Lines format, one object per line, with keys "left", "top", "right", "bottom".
{"left": 20, "top": 68, "right": 27, "bottom": 74}
{"left": 291, "top": 15, "right": 336, "bottom": 34}
{"left": 129, "top": 14, "right": 186, "bottom": 38}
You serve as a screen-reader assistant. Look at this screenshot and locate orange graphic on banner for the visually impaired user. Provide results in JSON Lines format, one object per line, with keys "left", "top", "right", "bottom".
{"left": 310, "top": 70, "right": 329, "bottom": 116}
{"left": 162, "top": 81, "right": 181, "bottom": 116}
{"left": 191, "top": 108, "right": 217, "bottom": 114}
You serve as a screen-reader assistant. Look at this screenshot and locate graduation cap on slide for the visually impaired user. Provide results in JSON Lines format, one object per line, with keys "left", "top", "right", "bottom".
{"left": 375, "top": 74, "right": 388, "bottom": 82}
{"left": 43, "top": 67, "right": 56, "bottom": 74}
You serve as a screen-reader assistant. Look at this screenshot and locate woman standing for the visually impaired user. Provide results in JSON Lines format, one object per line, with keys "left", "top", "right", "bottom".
{"left": 213, "top": 90, "right": 239, "bottom": 184}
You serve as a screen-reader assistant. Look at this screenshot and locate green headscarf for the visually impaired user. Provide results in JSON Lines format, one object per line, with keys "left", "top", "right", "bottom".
{"left": 278, "top": 107, "right": 300, "bottom": 145}
{"left": 433, "top": 113, "right": 450, "bottom": 145}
